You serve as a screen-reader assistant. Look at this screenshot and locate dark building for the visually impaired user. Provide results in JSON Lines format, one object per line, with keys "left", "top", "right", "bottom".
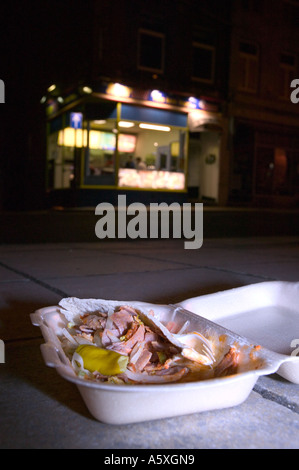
{"left": 228, "top": 0, "right": 299, "bottom": 207}
{"left": 2, "top": 0, "right": 299, "bottom": 210}
{"left": 42, "top": 0, "right": 232, "bottom": 207}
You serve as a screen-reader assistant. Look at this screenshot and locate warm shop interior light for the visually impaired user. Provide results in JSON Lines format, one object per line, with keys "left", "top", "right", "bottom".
{"left": 107, "top": 82, "right": 131, "bottom": 98}
{"left": 58, "top": 128, "right": 119, "bottom": 150}
{"left": 47, "top": 84, "right": 56, "bottom": 92}
{"left": 58, "top": 128, "right": 85, "bottom": 147}
{"left": 59, "top": 128, "right": 76, "bottom": 147}
{"left": 93, "top": 120, "right": 107, "bottom": 125}
{"left": 58, "top": 128, "right": 99, "bottom": 148}
{"left": 139, "top": 123, "right": 171, "bottom": 132}
{"left": 118, "top": 121, "right": 135, "bottom": 128}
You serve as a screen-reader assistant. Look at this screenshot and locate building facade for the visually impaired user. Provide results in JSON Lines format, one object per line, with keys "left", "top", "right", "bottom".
{"left": 228, "top": 0, "right": 299, "bottom": 207}
{"left": 43, "top": 0, "right": 231, "bottom": 207}
{"left": 42, "top": 0, "right": 299, "bottom": 208}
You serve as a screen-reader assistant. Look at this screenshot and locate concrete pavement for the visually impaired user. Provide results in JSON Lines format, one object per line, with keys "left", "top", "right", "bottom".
{"left": 0, "top": 236, "right": 299, "bottom": 449}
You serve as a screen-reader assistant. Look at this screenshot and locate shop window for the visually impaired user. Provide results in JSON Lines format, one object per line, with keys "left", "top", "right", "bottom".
{"left": 49, "top": 104, "right": 188, "bottom": 191}
{"left": 82, "top": 113, "right": 187, "bottom": 191}
{"left": 47, "top": 116, "right": 118, "bottom": 189}
{"left": 238, "top": 42, "right": 259, "bottom": 93}
{"left": 117, "top": 105, "right": 187, "bottom": 190}
{"left": 279, "top": 53, "right": 296, "bottom": 100}
{"left": 191, "top": 42, "right": 215, "bottom": 84}
{"left": 137, "top": 29, "right": 165, "bottom": 73}
{"left": 47, "top": 128, "right": 76, "bottom": 190}
{"left": 83, "top": 118, "right": 118, "bottom": 186}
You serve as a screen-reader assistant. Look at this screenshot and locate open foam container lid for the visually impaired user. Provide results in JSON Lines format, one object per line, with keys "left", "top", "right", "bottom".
{"left": 178, "top": 281, "right": 299, "bottom": 384}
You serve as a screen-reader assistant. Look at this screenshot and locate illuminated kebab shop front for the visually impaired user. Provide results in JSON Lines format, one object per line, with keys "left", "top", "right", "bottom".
{"left": 45, "top": 82, "right": 223, "bottom": 207}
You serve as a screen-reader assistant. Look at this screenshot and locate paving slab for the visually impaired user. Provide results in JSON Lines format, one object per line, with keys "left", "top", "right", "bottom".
{"left": 43, "top": 266, "right": 263, "bottom": 305}
{"left": 102, "top": 237, "right": 299, "bottom": 278}
{"left": 0, "top": 246, "right": 190, "bottom": 280}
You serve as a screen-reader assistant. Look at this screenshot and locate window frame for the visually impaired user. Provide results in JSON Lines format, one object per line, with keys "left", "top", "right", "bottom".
{"left": 191, "top": 41, "right": 216, "bottom": 84}
{"left": 137, "top": 28, "right": 165, "bottom": 74}
{"left": 278, "top": 51, "right": 297, "bottom": 100}
{"left": 237, "top": 41, "right": 260, "bottom": 93}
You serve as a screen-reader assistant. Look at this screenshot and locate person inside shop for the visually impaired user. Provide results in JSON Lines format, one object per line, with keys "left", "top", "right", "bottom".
{"left": 136, "top": 156, "right": 147, "bottom": 170}
{"left": 125, "top": 155, "right": 135, "bottom": 168}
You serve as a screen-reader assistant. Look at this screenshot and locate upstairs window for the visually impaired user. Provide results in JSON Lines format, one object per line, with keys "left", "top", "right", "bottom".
{"left": 238, "top": 41, "right": 259, "bottom": 93}
{"left": 279, "top": 52, "right": 296, "bottom": 100}
{"left": 191, "top": 41, "right": 215, "bottom": 84}
{"left": 137, "top": 28, "right": 165, "bottom": 74}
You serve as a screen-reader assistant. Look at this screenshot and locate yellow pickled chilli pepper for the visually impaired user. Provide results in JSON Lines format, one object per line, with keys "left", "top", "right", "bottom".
{"left": 75, "top": 344, "right": 129, "bottom": 375}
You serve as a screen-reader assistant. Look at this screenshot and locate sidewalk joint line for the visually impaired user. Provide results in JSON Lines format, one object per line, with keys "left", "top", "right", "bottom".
{"left": 253, "top": 383, "right": 299, "bottom": 414}
{"left": 0, "top": 260, "right": 69, "bottom": 298}
{"left": 110, "top": 250, "right": 277, "bottom": 281}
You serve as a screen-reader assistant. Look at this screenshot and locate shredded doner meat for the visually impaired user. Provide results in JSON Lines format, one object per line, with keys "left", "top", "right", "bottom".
{"left": 61, "top": 304, "right": 241, "bottom": 384}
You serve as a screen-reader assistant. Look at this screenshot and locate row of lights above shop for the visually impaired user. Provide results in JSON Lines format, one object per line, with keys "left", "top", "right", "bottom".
{"left": 105, "top": 83, "right": 206, "bottom": 110}
{"left": 41, "top": 81, "right": 207, "bottom": 113}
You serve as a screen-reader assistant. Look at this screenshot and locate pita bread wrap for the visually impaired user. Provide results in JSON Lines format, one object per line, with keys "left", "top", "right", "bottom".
{"left": 58, "top": 297, "right": 186, "bottom": 350}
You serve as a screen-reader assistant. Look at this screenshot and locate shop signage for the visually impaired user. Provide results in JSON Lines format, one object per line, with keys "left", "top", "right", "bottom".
{"left": 95, "top": 195, "right": 203, "bottom": 249}
{"left": 70, "top": 112, "right": 83, "bottom": 129}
